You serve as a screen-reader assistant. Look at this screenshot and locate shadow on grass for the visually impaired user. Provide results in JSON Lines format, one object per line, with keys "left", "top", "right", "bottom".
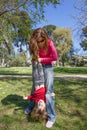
{"left": 55, "top": 78, "right": 87, "bottom": 116}
{"left": 1, "top": 94, "right": 29, "bottom": 110}
{"left": 1, "top": 94, "right": 42, "bottom": 124}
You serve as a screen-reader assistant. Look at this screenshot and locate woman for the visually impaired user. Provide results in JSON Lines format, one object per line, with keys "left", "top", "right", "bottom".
{"left": 26, "top": 28, "right": 58, "bottom": 128}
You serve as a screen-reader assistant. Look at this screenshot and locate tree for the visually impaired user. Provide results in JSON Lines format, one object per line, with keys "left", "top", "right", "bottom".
{"left": 0, "top": 0, "right": 60, "bottom": 17}
{"left": 71, "top": 55, "right": 87, "bottom": 67}
{"left": 0, "top": 42, "right": 11, "bottom": 67}
{"left": 53, "top": 28, "right": 73, "bottom": 66}
{"left": 73, "top": 0, "right": 87, "bottom": 34}
{"left": 0, "top": 16, "right": 14, "bottom": 66}
{"left": 43, "top": 25, "right": 57, "bottom": 37}
{"left": 80, "top": 26, "right": 87, "bottom": 51}
{"left": 12, "top": 10, "right": 33, "bottom": 52}
{"left": 10, "top": 51, "right": 27, "bottom": 67}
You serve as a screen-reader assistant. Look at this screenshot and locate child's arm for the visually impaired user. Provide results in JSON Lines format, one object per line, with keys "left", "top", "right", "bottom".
{"left": 23, "top": 95, "right": 33, "bottom": 100}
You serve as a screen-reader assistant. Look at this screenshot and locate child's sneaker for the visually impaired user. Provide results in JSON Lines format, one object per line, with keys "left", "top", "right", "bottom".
{"left": 24, "top": 108, "right": 30, "bottom": 115}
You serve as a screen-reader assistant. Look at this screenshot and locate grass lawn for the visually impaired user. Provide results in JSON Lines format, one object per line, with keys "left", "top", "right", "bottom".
{"left": 0, "top": 78, "right": 87, "bottom": 130}
{"left": 0, "top": 67, "right": 32, "bottom": 75}
{"left": 0, "top": 66, "right": 87, "bottom": 75}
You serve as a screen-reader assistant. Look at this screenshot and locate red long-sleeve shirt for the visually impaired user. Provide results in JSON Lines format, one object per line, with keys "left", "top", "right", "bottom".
{"left": 27, "top": 87, "right": 46, "bottom": 102}
{"left": 39, "top": 39, "right": 58, "bottom": 65}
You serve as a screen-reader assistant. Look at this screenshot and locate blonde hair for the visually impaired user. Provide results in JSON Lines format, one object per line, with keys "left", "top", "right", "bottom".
{"left": 31, "top": 103, "right": 47, "bottom": 121}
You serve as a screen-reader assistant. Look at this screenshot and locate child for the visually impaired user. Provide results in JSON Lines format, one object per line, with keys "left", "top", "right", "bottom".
{"left": 23, "top": 61, "right": 47, "bottom": 121}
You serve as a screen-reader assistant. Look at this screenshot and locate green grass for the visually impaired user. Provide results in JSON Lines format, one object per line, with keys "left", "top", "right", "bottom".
{"left": 54, "top": 66, "right": 87, "bottom": 75}
{"left": 0, "top": 78, "right": 87, "bottom": 130}
{"left": 0, "top": 67, "right": 32, "bottom": 75}
{"left": 0, "top": 66, "right": 87, "bottom": 75}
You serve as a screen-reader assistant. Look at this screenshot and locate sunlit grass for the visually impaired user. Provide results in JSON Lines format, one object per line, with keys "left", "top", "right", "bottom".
{"left": 0, "top": 78, "right": 87, "bottom": 130}
{"left": 0, "top": 66, "right": 87, "bottom": 75}
{"left": 54, "top": 66, "right": 87, "bottom": 75}
{"left": 0, "top": 67, "right": 32, "bottom": 75}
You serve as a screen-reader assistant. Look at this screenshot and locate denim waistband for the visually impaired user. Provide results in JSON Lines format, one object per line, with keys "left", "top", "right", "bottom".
{"left": 42, "top": 64, "right": 52, "bottom": 67}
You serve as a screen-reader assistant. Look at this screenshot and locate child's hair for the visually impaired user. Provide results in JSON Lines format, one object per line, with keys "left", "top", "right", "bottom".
{"left": 31, "top": 104, "right": 47, "bottom": 121}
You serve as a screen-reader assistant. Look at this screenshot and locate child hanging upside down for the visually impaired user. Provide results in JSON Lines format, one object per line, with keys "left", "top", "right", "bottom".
{"left": 23, "top": 59, "right": 47, "bottom": 120}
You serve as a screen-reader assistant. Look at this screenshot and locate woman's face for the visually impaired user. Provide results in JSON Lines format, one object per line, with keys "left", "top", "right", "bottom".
{"left": 38, "top": 100, "right": 46, "bottom": 111}
{"left": 37, "top": 38, "right": 45, "bottom": 49}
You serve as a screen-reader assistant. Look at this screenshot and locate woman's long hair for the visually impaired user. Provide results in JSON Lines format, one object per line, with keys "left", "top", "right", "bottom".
{"left": 29, "top": 28, "right": 50, "bottom": 60}
{"left": 29, "top": 38, "right": 39, "bottom": 60}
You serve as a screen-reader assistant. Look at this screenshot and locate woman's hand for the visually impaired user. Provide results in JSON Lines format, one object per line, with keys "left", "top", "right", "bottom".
{"left": 38, "top": 58, "right": 41, "bottom": 62}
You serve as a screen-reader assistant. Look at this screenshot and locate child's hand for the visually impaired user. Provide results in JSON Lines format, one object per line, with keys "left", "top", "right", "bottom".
{"left": 23, "top": 96, "right": 28, "bottom": 100}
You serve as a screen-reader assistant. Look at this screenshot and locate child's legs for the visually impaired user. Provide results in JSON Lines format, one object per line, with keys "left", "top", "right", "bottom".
{"left": 32, "top": 61, "right": 44, "bottom": 86}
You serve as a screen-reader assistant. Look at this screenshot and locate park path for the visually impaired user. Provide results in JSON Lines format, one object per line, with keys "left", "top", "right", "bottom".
{"left": 0, "top": 74, "right": 87, "bottom": 79}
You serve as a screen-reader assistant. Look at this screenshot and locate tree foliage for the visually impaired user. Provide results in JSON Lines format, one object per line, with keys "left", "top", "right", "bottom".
{"left": 43, "top": 25, "right": 56, "bottom": 37}
{"left": 73, "top": 0, "right": 87, "bottom": 33}
{"left": 0, "top": 0, "right": 60, "bottom": 18}
{"left": 71, "top": 55, "right": 87, "bottom": 66}
{"left": 52, "top": 28, "right": 73, "bottom": 66}
{"left": 80, "top": 26, "right": 87, "bottom": 51}
{"left": 10, "top": 51, "right": 27, "bottom": 67}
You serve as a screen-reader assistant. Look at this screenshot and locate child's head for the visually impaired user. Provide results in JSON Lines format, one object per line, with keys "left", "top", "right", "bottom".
{"left": 31, "top": 100, "right": 47, "bottom": 121}
{"left": 37, "top": 100, "right": 46, "bottom": 111}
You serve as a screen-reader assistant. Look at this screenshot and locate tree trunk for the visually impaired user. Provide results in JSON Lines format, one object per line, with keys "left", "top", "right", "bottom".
{"left": 62, "top": 57, "right": 65, "bottom": 67}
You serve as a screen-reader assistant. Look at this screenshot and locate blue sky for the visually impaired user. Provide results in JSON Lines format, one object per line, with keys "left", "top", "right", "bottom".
{"left": 35, "top": 0, "right": 86, "bottom": 56}
{"left": 36, "top": 0, "right": 76, "bottom": 28}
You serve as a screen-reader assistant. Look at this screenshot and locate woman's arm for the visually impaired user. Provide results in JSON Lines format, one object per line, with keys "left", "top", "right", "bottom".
{"left": 39, "top": 40, "right": 58, "bottom": 64}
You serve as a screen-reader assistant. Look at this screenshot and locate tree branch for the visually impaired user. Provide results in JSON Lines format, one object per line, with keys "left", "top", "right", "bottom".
{"left": 0, "top": 0, "right": 31, "bottom": 16}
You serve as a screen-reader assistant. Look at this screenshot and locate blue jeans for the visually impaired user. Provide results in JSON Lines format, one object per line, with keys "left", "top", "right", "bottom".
{"left": 43, "top": 64, "right": 56, "bottom": 122}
